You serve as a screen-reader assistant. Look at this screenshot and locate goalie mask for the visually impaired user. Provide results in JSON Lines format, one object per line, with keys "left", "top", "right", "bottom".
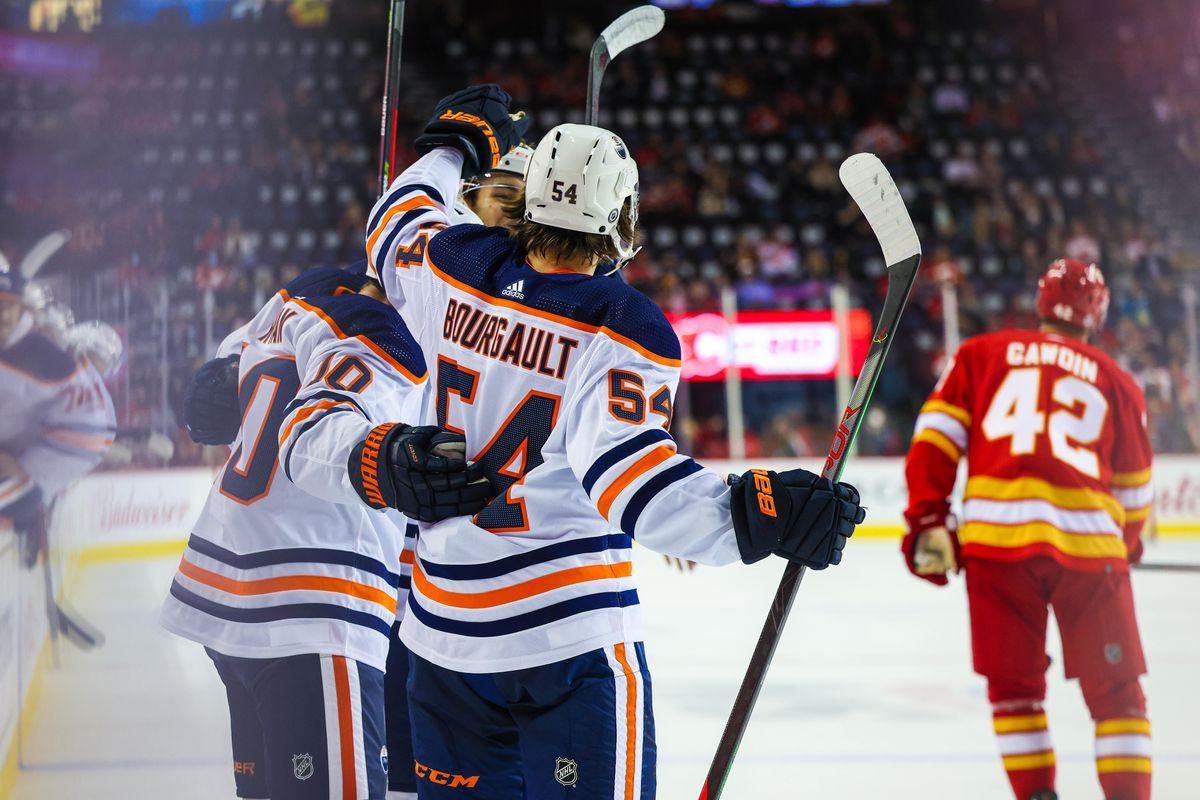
{"left": 524, "top": 124, "right": 640, "bottom": 266}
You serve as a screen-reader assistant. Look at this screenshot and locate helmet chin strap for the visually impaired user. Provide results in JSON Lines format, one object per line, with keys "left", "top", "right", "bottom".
{"left": 601, "top": 246, "right": 642, "bottom": 276}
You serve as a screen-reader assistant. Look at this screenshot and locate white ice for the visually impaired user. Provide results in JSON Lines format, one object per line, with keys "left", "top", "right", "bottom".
{"left": 11, "top": 540, "right": 1200, "bottom": 799}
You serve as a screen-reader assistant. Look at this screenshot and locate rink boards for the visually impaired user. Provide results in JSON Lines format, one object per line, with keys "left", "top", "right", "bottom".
{"left": 3, "top": 456, "right": 1199, "bottom": 793}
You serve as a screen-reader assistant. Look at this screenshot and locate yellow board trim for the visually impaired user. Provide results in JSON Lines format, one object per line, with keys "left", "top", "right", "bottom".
{"left": 74, "top": 538, "right": 188, "bottom": 568}
{"left": 1096, "top": 718, "right": 1152, "bottom": 736}
{"left": 1096, "top": 756, "right": 1153, "bottom": 774}
{"left": 966, "top": 475, "right": 1125, "bottom": 526}
{"left": 960, "top": 521, "right": 1128, "bottom": 560}
{"left": 1112, "top": 468, "right": 1153, "bottom": 488}
{"left": 0, "top": 638, "right": 53, "bottom": 798}
{"left": 912, "top": 428, "right": 961, "bottom": 462}
{"left": 1002, "top": 752, "right": 1056, "bottom": 771}
{"left": 993, "top": 713, "right": 1048, "bottom": 733}
{"left": 920, "top": 399, "right": 972, "bottom": 426}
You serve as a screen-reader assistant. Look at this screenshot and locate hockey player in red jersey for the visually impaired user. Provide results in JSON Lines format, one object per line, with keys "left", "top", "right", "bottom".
{"left": 903, "top": 259, "right": 1153, "bottom": 800}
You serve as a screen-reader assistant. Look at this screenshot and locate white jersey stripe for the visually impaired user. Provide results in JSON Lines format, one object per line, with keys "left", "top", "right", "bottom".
{"left": 914, "top": 411, "right": 969, "bottom": 450}
{"left": 1113, "top": 484, "right": 1154, "bottom": 509}
{"left": 605, "top": 646, "right": 629, "bottom": 800}
{"left": 347, "top": 660, "right": 368, "bottom": 796}
{"left": 963, "top": 498, "right": 1123, "bottom": 536}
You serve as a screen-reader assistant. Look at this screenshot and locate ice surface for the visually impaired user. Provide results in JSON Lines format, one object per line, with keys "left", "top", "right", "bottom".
{"left": 12, "top": 540, "right": 1200, "bottom": 799}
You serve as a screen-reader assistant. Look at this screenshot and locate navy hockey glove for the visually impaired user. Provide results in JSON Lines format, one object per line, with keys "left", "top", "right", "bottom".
{"left": 348, "top": 424, "right": 492, "bottom": 522}
{"left": 414, "top": 84, "right": 531, "bottom": 178}
{"left": 183, "top": 355, "right": 242, "bottom": 446}
{"left": 0, "top": 479, "right": 45, "bottom": 568}
{"left": 730, "top": 468, "right": 865, "bottom": 569}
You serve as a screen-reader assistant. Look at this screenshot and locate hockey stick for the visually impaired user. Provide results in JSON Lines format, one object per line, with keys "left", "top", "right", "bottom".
{"left": 585, "top": 5, "right": 666, "bottom": 126}
{"left": 38, "top": 502, "right": 105, "bottom": 652}
{"left": 377, "top": 0, "right": 407, "bottom": 196}
{"left": 699, "top": 154, "right": 921, "bottom": 800}
{"left": 1134, "top": 562, "right": 1200, "bottom": 573}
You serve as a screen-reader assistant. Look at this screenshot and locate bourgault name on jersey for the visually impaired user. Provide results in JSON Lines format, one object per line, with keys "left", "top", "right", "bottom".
{"left": 1005, "top": 340, "right": 1100, "bottom": 385}
{"left": 442, "top": 297, "right": 580, "bottom": 380}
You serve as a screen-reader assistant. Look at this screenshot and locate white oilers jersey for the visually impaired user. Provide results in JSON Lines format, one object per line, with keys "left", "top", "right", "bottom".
{"left": 0, "top": 324, "right": 115, "bottom": 505}
{"left": 159, "top": 268, "right": 428, "bottom": 670}
{"left": 366, "top": 149, "right": 741, "bottom": 673}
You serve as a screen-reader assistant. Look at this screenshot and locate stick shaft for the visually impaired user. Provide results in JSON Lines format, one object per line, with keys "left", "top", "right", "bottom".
{"left": 700, "top": 254, "right": 920, "bottom": 799}
{"left": 377, "top": 0, "right": 407, "bottom": 195}
{"left": 585, "top": 38, "right": 608, "bottom": 127}
{"left": 1134, "top": 562, "right": 1200, "bottom": 573}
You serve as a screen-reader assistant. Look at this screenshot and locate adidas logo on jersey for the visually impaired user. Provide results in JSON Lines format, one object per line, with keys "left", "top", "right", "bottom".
{"left": 501, "top": 280, "right": 526, "bottom": 300}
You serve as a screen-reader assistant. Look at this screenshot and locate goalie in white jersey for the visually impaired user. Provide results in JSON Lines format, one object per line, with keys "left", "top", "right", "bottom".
{"left": 161, "top": 265, "right": 488, "bottom": 800}
{"left": 362, "top": 85, "right": 869, "bottom": 799}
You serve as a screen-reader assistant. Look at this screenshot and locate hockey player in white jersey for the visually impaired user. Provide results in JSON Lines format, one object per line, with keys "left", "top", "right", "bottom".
{"left": 161, "top": 265, "right": 489, "bottom": 800}
{"left": 0, "top": 270, "right": 115, "bottom": 566}
{"left": 362, "top": 85, "right": 868, "bottom": 798}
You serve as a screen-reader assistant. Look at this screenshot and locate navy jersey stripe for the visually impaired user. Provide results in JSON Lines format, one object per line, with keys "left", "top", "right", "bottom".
{"left": 407, "top": 588, "right": 640, "bottom": 638}
{"left": 620, "top": 459, "right": 704, "bottom": 536}
{"left": 170, "top": 581, "right": 392, "bottom": 637}
{"left": 368, "top": 183, "right": 445, "bottom": 233}
{"left": 582, "top": 429, "right": 672, "bottom": 496}
{"left": 417, "top": 533, "right": 632, "bottom": 581}
{"left": 285, "top": 389, "right": 367, "bottom": 418}
{"left": 405, "top": 523, "right": 419, "bottom": 539}
{"left": 375, "top": 208, "right": 433, "bottom": 268}
{"left": 185, "top": 534, "right": 400, "bottom": 588}
{"left": 282, "top": 406, "right": 354, "bottom": 483}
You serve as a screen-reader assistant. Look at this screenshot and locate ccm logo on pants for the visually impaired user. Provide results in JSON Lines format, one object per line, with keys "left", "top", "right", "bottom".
{"left": 415, "top": 760, "right": 479, "bottom": 788}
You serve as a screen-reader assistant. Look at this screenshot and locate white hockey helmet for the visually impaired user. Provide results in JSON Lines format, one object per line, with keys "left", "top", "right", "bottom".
{"left": 494, "top": 143, "right": 533, "bottom": 178}
{"left": 66, "top": 320, "right": 124, "bottom": 379}
{"left": 524, "top": 123, "right": 640, "bottom": 263}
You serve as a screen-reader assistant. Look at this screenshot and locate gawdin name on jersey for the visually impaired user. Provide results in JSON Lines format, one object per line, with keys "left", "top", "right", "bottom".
{"left": 442, "top": 298, "right": 580, "bottom": 381}
{"left": 1005, "top": 340, "right": 1099, "bottom": 384}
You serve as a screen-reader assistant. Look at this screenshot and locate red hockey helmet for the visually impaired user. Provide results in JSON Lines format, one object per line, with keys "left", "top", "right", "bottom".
{"left": 1035, "top": 258, "right": 1110, "bottom": 333}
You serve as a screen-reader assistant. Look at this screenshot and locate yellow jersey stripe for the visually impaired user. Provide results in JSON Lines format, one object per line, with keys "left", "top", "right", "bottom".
{"left": 993, "top": 714, "right": 1048, "bottom": 734}
{"left": 1124, "top": 507, "right": 1151, "bottom": 523}
{"left": 1096, "top": 757, "right": 1152, "bottom": 774}
{"left": 965, "top": 476, "right": 1124, "bottom": 526}
{"left": 920, "top": 399, "right": 971, "bottom": 426}
{"left": 1096, "top": 718, "right": 1152, "bottom": 736}
{"left": 1002, "top": 752, "right": 1056, "bottom": 771}
{"left": 912, "top": 428, "right": 961, "bottom": 462}
{"left": 960, "top": 521, "right": 1128, "bottom": 560}
{"left": 1111, "top": 468, "right": 1152, "bottom": 488}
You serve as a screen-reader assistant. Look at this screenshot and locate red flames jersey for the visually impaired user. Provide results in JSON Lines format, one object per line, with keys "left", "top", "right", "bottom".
{"left": 905, "top": 329, "right": 1153, "bottom": 572}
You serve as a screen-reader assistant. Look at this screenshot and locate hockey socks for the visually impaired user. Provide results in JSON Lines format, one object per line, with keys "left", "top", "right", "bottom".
{"left": 1085, "top": 677, "right": 1151, "bottom": 800}
{"left": 992, "top": 703, "right": 1056, "bottom": 800}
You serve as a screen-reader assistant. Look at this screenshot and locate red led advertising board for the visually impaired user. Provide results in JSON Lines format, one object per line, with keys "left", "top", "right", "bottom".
{"left": 666, "top": 309, "right": 873, "bottom": 382}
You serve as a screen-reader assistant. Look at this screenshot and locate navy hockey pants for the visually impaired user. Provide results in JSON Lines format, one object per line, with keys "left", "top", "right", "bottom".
{"left": 406, "top": 641, "right": 656, "bottom": 799}
{"left": 207, "top": 649, "right": 388, "bottom": 799}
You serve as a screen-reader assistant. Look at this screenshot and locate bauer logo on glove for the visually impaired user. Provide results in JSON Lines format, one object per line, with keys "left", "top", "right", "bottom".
{"left": 730, "top": 467, "right": 866, "bottom": 570}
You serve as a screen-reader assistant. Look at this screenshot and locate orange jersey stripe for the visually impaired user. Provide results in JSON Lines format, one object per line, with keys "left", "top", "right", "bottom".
{"left": 45, "top": 429, "right": 114, "bottom": 452}
{"left": 332, "top": 656, "right": 357, "bottom": 799}
{"left": 366, "top": 196, "right": 439, "bottom": 271}
{"left": 425, "top": 254, "right": 683, "bottom": 368}
{"left": 613, "top": 643, "right": 638, "bottom": 800}
{"left": 177, "top": 557, "right": 397, "bottom": 615}
{"left": 412, "top": 560, "right": 633, "bottom": 609}
{"left": 597, "top": 445, "right": 676, "bottom": 519}
{"left": 279, "top": 399, "right": 349, "bottom": 447}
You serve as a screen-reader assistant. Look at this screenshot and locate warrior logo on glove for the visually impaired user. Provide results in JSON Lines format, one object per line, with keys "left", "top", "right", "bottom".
{"left": 349, "top": 423, "right": 492, "bottom": 523}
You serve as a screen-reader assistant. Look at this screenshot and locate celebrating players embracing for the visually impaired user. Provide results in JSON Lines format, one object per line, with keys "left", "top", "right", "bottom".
{"left": 361, "top": 84, "right": 868, "bottom": 798}
{"left": 903, "top": 259, "right": 1154, "bottom": 800}
{"left": 161, "top": 266, "right": 487, "bottom": 800}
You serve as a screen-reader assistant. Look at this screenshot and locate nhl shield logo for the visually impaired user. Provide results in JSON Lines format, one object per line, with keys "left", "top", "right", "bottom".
{"left": 292, "top": 753, "right": 314, "bottom": 781}
{"left": 554, "top": 756, "right": 578, "bottom": 787}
